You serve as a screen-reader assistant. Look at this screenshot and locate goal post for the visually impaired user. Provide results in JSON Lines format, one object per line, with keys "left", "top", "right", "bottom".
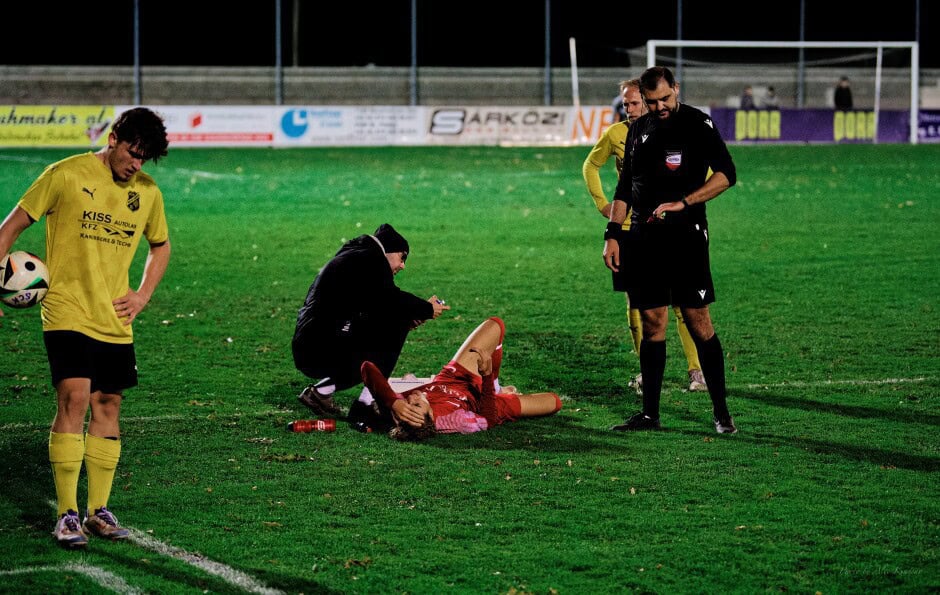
{"left": 645, "top": 40, "right": 920, "bottom": 144}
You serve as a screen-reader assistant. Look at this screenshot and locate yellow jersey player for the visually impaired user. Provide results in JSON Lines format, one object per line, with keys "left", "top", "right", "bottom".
{"left": 582, "top": 79, "right": 706, "bottom": 394}
{"left": 0, "top": 107, "right": 171, "bottom": 548}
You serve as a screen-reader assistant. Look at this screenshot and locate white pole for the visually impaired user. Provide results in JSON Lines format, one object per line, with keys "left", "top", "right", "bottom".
{"left": 569, "top": 37, "right": 580, "bottom": 111}
{"left": 911, "top": 42, "right": 920, "bottom": 144}
{"left": 873, "top": 44, "right": 883, "bottom": 144}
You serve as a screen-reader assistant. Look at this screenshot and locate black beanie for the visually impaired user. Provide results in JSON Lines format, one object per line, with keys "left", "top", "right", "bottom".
{"left": 373, "top": 223, "right": 410, "bottom": 258}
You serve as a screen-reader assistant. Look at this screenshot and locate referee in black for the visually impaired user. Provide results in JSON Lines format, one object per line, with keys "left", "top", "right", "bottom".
{"left": 603, "top": 66, "right": 738, "bottom": 434}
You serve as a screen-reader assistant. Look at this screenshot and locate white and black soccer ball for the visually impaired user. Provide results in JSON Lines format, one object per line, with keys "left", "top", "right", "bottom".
{"left": 0, "top": 251, "right": 50, "bottom": 309}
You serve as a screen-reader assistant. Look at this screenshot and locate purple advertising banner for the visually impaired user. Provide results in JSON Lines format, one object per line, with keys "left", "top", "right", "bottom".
{"left": 709, "top": 108, "right": 914, "bottom": 144}
{"left": 917, "top": 109, "right": 940, "bottom": 143}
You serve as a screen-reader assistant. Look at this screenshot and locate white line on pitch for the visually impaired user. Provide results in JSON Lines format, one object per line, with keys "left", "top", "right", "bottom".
{"left": 0, "top": 409, "right": 286, "bottom": 432}
{"left": 42, "top": 501, "right": 284, "bottom": 595}
{"left": 127, "top": 529, "right": 284, "bottom": 595}
{"left": 0, "top": 563, "right": 143, "bottom": 594}
{"left": 741, "top": 377, "right": 930, "bottom": 389}
{"left": 0, "top": 154, "right": 55, "bottom": 164}
{"left": 172, "top": 167, "right": 256, "bottom": 180}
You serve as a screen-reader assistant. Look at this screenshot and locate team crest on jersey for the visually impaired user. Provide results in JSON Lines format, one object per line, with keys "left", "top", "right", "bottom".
{"left": 127, "top": 191, "right": 140, "bottom": 212}
{"left": 665, "top": 151, "right": 682, "bottom": 171}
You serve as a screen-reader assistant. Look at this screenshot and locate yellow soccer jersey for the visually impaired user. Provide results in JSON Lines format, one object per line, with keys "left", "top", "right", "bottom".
{"left": 17, "top": 152, "right": 169, "bottom": 343}
{"left": 582, "top": 121, "right": 631, "bottom": 230}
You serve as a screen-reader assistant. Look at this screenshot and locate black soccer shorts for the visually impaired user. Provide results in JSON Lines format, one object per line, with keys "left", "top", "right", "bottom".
{"left": 43, "top": 330, "right": 138, "bottom": 394}
{"left": 618, "top": 223, "right": 716, "bottom": 311}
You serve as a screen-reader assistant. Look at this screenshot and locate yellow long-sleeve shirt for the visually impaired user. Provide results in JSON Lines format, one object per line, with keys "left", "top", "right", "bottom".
{"left": 582, "top": 120, "right": 631, "bottom": 230}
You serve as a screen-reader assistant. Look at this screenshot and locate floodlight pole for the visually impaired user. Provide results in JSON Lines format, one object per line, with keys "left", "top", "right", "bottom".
{"left": 675, "top": 0, "right": 683, "bottom": 85}
{"left": 410, "top": 0, "right": 418, "bottom": 106}
{"left": 544, "top": 0, "right": 552, "bottom": 106}
{"left": 797, "top": 0, "right": 805, "bottom": 108}
{"left": 133, "top": 0, "right": 141, "bottom": 105}
{"left": 274, "top": 0, "right": 283, "bottom": 105}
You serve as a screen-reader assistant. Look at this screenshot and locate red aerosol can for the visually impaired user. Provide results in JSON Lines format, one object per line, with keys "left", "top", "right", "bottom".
{"left": 287, "top": 419, "right": 336, "bottom": 432}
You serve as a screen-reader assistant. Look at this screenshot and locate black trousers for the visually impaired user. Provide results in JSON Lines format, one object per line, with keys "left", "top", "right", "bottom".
{"left": 292, "top": 316, "right": 412, "bottom": 391}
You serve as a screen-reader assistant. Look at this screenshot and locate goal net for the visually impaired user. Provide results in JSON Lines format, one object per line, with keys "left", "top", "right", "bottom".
{"left": 641, "top": 40, "right": 920, "bottom": 144}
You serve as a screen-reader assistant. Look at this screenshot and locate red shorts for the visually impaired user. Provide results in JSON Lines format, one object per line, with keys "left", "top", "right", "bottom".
{"left": 406, "top": 361, "right": 522, "bottom": 433}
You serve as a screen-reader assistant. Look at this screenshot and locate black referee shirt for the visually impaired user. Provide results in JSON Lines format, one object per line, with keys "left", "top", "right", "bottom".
{"left": 613, "top": 103, "right": 736, "bottom": 227}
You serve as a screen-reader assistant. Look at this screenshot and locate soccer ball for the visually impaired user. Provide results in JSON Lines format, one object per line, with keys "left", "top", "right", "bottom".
{"left": 0, "top": 251, "right": 50, "bottom": 309}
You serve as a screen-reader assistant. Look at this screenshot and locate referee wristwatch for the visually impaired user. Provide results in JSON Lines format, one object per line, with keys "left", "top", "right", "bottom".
{"left": 681, "top": 197, "right": 691, "bottom": 209}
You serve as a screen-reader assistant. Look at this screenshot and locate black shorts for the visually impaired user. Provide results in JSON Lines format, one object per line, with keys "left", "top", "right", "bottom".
{"left": 43, "top": 331, "right": 138, "bottom": 394}
{"left": 612, "top": 223, "right": 715, "bottom": 311}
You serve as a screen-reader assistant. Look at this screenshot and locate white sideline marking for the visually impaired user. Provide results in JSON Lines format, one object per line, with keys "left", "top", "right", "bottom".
{"left": 173, "top": 167, "right": 254, "bottom": 181}
{"left": 0, "top": 409, "right": 284, "bottom": 432}
{"left": 0, "top": 155, "right": 249, "bottom": 181}
{"left": 742, "top": 376, "right": 930, "bottom": 389}
{"left": 0, "top": 154, "right": 54, "bottom": 165}
{"left": 0, "top": 377, "right": 933, "bottom": 433}
{"left": 42, "top": 501, "right": 283, "bottom": 595}
{"left": 127, "top": 529, "right": 284, "bottom": 595}
{"left": 0, "top": 563, "right": 143, "bottom": 594}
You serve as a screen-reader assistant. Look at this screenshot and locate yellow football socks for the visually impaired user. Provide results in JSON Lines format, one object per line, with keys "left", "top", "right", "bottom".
{"left": 84, "top": 433, "right": 121, "bottom": 513}
{"left": 628, "top": 307, "right": 642, "bottom": 355}
{"left": 49, "top": 432, "right": 84, "bottom": 516}
{"left": 673, "top": 306, "right": 702, "bottom": 372}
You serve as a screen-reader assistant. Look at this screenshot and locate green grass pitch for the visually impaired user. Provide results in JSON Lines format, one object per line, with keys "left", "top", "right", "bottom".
{"left": 0, "top": 143, "right": 937, "bottom": 593}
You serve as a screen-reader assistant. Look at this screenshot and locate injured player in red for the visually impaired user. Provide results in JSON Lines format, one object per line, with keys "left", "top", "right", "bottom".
{"left": 353, "top": 317, "right": 561, "bottom": 440}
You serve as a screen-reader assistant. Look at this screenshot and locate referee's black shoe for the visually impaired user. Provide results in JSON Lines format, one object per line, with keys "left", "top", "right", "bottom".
{"left": 610, "top": 412, "right": 661, "bottom": 431}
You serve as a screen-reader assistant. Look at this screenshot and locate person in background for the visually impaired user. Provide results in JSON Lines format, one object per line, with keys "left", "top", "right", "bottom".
{"left": 292, "top": 223, "right": 449, "bottom": 419}
{"left": 739, "top": 85, "right": 756, "bottom": 109}
{"left": 583, "top": 78, "right": 708, "bottom": 395}
{"left": 761, "top": 86, "right": 780, "bottom": 109}
{"left": 604, "top": 66, "right": 738, "bottom": 434}
{"left": 0, "top": 107, "right": 171, "bottom": 548}
{"left": 834, "top": 76, "right": 853, "bottom": 110}
{"left": 355, "top": 316, "right": 561, "bottom": 440}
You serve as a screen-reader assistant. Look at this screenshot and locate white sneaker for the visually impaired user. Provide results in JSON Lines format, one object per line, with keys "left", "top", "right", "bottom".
{"left": 688, "top": 369, "right": 708, "bottom": 392}
{"left": 53, "top": 510, "right": 88, "bottom": 548}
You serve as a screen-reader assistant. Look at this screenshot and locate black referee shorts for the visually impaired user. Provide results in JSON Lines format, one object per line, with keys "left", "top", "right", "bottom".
{"left": 612, "top": 223, "right": 715, "bottom": 311}
{"left": 43, "top": 330, "right": 138, "bottom": 394}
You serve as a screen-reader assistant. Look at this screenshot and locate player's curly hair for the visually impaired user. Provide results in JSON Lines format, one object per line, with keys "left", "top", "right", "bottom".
{"left": 388, "top": 416, "right": 436, "bottom": 442}
{"left": 111, "top": 107, "right": 169, "bottom": 163}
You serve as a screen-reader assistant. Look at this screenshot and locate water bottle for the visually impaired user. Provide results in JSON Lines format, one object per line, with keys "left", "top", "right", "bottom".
{"left": 287, "top": 419, "right": 336, "bottom": 433}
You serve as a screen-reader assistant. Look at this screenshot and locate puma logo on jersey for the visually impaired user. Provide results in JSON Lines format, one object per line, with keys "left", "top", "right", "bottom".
{"left": 82, "top": 187, "right": 96, "bottom": 199}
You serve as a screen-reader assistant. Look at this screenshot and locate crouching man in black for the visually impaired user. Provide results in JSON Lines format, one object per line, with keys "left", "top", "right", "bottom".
{"left": 291, "top": 223, "right": 449, "bottom": 418}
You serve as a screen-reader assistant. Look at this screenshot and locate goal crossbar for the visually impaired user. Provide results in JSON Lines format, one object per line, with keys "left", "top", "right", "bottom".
{"left": 646, "top": 40, "right": 920, "bottom": 144}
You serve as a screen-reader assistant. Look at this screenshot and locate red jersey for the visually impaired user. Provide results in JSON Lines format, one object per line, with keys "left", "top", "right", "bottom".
{"left": 405, "top": 361, "right": 521, "bottom": 434}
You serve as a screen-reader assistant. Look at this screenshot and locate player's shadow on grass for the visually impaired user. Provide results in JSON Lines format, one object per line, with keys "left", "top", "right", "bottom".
{"left": 409, "top": 411, "right": 646, "bottom": 456}
{"left": 0, "top": 434, "right": 57, "bottom": 529}
{"left": 733, "top": 390, "right": 940, "bottom": 426}
{"left": 670, "top": 394, "right": 940, "bottom": 472}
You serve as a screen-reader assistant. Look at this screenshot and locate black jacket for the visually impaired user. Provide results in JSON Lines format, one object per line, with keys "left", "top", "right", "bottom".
{"left": 293, "top": 235, "right": 432, "bottom": 343}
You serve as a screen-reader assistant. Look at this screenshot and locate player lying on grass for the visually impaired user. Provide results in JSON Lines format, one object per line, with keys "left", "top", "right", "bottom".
{"left": 352, "top": 316, "right": 561, "bottom": 440}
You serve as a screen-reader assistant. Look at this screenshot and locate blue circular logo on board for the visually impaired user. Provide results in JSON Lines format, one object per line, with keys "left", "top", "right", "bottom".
{"left": 281, "top": 110, "right": 309, "bottom": 138}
